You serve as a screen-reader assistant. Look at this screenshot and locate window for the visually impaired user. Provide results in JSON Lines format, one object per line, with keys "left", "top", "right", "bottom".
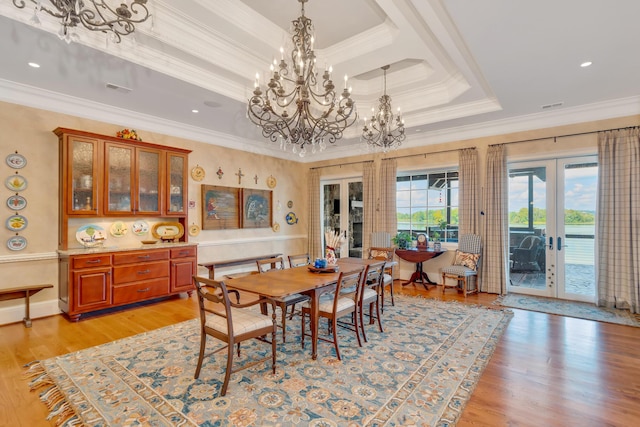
{"left": 396, "top": 170, "right": 459, "bottom": 242}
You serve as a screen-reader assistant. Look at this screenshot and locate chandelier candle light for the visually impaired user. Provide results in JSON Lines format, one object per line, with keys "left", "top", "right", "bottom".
{"left": 362, "top": 65, "right": 405, "bottom": 152}
{"left": 12, "top": 0, "right": 151, "bottom": 44}
{"left": 247, "top": 0, "right": 357, "bottom": 157}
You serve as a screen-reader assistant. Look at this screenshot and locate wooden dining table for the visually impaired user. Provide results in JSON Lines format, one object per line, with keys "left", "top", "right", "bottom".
{"left": 395, "top": 248, "right": 446, "bottom": 289}
{"left": 220, "top": 258, "right": 371, "bottom": 360}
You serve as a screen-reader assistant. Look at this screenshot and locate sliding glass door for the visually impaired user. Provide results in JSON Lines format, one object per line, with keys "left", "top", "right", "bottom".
{"left": 321, "top": 178, "right": 363, "bottom": 258}
{"left": 507, "top": 156, "right": 597, "bottom": 302}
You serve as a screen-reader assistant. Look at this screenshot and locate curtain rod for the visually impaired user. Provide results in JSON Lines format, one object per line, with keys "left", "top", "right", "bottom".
{"left": 310, "top": 160, "right": 374, "bottom": 170}
{"left": 489, "top": 125, "right": 639, "bottom": 147}
{"left": 385, "top": 146, "right": 476, "bottom": 161}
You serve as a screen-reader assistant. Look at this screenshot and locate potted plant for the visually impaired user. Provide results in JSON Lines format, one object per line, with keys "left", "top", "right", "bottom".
{"left": 432, "top": 231, "right": 442, "bottom": 251}
{"left": 392, "top": 231, "right": 412, "bottom": 249}
{"left": 438, "top": 220, "right": 448, "bottom": 242}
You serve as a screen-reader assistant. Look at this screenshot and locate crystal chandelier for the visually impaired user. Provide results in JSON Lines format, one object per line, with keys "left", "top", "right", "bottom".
{"left": 12, "top": 0, "right": 151, "bottom": 44}
{"left": 247, "top": 0, "right": 357, "bottom": 157}
{"left": 362, "top": 65, "right": 405, "bottom": 152}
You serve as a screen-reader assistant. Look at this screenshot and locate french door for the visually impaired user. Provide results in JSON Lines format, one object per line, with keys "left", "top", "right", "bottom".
{"left": 507, "top": 156, "right": 597, "bottom": 302}
{"left": 321, "top": 178, "right": 363, "bottom": 259}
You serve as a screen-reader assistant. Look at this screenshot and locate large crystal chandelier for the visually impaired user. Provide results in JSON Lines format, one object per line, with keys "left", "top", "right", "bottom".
{"left": 247, "top": 0, "right": 357, "bottom": 157}
{"left": 12, "top": 0, "right": 151, "bottom": 44}
{"left": 362, "top": 65, "right": 405, "bottom": 152}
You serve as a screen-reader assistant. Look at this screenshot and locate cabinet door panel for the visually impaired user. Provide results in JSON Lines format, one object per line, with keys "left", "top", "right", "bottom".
{"left": 73, "top": 268, "right": 111, "bottom": 311}
{"left": 137, "top": 148, "right": 162, "bottom": 215}
{"left": 166, "top": 152, "right": 187, "bottom": 215}
{"left": 105, "top": 143, "right": 134, "bottom": 214}
{"left": 68, "top": 137, "right": 100, "bottom": 215}
{"left": 171, "top": 258, "right": 195, "bottom": 292}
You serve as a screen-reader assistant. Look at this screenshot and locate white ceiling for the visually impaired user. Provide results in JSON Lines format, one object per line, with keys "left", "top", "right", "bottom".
{"left": 0, "top": 0, "right": 638, "bottom": 162}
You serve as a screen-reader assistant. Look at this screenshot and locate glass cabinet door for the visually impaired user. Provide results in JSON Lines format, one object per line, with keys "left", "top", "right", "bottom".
{"left": 136, "top": 148, "right": 162, "bottom": 215}
{"left": 105, "top": 143, "right": 134, "bottom": 214}
{"left": 166, "top": 152, "right": 187, "bottom": 215}
{"left": 69, "top": 137, "right": 99, "bottom": 214}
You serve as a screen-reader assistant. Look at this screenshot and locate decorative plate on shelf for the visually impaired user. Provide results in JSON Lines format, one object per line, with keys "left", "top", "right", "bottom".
{"left": 76, "top": 224, "right": 107, "bottom": 248}
{"left": 131, "top": 220, "right": 150, "bottom": 236}
{"left": 188, "top": 224, "right": 201, "bottom": 236}
{"left": 6, "top": 153, "right": 27, "bottom": 169}
{"left": 266, "top": 175, "right": 277, "bottom": 189}
{"left": 110, "top": 221, "right": 128, "bottom": 237}
{"left": 7, "top": 235, "right": 27, "bottom": 251}
{"left": 151, "top": 222, "right": 185, "bottom": 240}
{"left": 5, "top": 175, "right": 27, "bottom": 192}
{"left": 6, "top": 195, "right": 27, "bottom": 211}
{"left": 191, "top": 165, "right": 205, "bottom": 181}
{"left": 6, "top": 214, "right": 27, "bottom": 232}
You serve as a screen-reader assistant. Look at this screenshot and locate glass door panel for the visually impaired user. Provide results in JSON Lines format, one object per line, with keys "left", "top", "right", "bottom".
{"left": 70, "top": 138, "right": 98, "bottom": 214}
{"left": 321, "top": 178, "right": 363, "bottom": 258}
{"left": 105, "top": 143, "right": 134, "bottom": 214}
{"left": 166, "top": 153, "right": 187, "bottom": 215}
{"left": 136, "top": 148, "right": 161, "bottom": 214}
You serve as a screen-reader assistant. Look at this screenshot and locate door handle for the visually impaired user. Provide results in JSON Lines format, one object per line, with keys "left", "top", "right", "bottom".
{"left": 557, "top": 237, "right": 562, "bottom": 251}
{"left": 548, "top": 237, "right": 553, "bottom": 250}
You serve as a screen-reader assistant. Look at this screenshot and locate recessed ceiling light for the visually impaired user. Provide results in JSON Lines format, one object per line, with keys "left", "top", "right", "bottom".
{"left": 28, "top": 62, "right": 40, "bottom": 68}
{"left": 191, "top": 109, "right": 199, "bottom": 113}
{"left": 580, "top": 61, "right": 592, "bottom": 68}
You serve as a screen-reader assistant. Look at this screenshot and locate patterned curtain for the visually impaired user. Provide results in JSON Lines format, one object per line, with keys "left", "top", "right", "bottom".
{"left": 482, "top": 145, "right": 509, "bottom": 294}
{"left": 378, "top": 159, "right": 397, "bottom": 236}
{"left": 362, "top": 162, "right": 375, "bottom": 257}
{"left": 458, "top": 148, "right": 479, "bottom": 235}
{"left": 308, "top": 169, "right": 322, "bottom": 260}
{"left": 597, "top": 127, "right": 640, "bottom": 314}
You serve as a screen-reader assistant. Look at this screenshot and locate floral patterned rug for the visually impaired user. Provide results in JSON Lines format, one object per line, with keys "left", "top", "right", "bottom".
{"left": 496, "top": 294, "right": 640, "bottom": 327}
{"left": 26, "top": 296, "right": 512, "bottom": 426}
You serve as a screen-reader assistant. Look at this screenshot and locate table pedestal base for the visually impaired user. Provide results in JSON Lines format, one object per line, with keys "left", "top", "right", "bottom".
{"left": 402, "top": 261, "right": 437, "bottom": 289}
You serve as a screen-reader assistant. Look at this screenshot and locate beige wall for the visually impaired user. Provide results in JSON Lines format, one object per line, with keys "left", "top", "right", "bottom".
{"left": 0, "top": 101, "right": 308, "bottom": 324}
{"left": 1, "top": 97, "right": 637, "bottom": 323}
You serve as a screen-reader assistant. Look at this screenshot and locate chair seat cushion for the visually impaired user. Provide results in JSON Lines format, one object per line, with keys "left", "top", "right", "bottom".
{"left": 361, "top": 287, "right": 378, "bottom": 303}
{"left": 303, "top": 296, "right": 355, "bottom": 313}
{"left": 206, "top": 308, "right": 272, "bottom": 335}
{"left": 442, "top": 265, "right": 478, "bottom": 276}
{"left": 382, "top": 273, "right": 393, "bottom": 285}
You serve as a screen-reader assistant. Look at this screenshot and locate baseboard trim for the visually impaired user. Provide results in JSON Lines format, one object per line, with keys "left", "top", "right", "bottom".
{"left": 0, "top": 299, "right": 60, "bottom": 326}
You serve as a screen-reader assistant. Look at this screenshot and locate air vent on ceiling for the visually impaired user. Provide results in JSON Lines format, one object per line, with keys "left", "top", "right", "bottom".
{"left": 541, "top": 101, "right": 563, "bottom": 110}
{"left": 105, "top": 82, "right": 132, "bottom": 93}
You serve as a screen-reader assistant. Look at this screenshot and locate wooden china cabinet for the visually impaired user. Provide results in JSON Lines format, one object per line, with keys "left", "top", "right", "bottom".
{"left": 55, "top": 128, "right": 196, "bottom": 321}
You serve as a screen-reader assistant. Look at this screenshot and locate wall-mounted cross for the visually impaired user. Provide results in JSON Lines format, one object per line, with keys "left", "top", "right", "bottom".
{"left": 254, "top": 174, "right": 258, "bottom": 184}
{"left": 235, "top": 168, "right": 245, "bottom": 184}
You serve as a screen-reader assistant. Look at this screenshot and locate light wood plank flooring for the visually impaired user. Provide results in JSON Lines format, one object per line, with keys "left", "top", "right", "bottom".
{"left": 1, "top": 282, "right": 639, "bottom": 426}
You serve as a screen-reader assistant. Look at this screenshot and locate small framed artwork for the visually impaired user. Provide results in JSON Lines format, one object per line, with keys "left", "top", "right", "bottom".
{"left": 241, "top": 189, "right": 272, "bottom": 229}
{"left": 201, "top": 185, "right": 240, "bottom": 230}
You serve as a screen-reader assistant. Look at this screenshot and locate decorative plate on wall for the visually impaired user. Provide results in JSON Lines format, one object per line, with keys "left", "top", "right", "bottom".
{"left": 6, "top": 214, "right": 27, "bottom": 232}
{"left": 188, "top": 224, "right": 200, "bottom": 236}
{"left": 191, "top": 165, "right": 205, "bottom": 181}
{"left": 76, "top": 224, "right": 107, "bottom": 248}
{"left": 285, "top": 212, "right": 298, "bottom": 225}
{"left": 6, "top": 153, "right": 27, "bottom": 169}
{"left": 272, "top": 222, "right": 280, "bottom": 232}
{"left": 5, "top": 175, "right": 27, "bottom": 192}
{"left": 6, "top": 195, "right": 27, "bottom": 211}
{"left": 266, "top": 175, "right": 277, "bottom": 189}
{"left": 7, "top": 235, "right": 27, "bottom": 251}
{"left": 131, "top": 220, "right": 149, "bottom": 236}
{"left": 110, "top": 221, "right": 128, "bottom": 237}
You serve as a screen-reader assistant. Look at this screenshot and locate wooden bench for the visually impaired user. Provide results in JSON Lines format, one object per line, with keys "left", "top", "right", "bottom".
{"left": 199, "top": 253, "right": 282, "bottom": 280}
{"left": 0, "top": 284, "right": 53, "bottom": 327}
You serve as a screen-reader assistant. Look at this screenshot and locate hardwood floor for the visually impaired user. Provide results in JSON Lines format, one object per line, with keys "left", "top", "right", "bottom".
{"left": 1, "top": 282, "right": 639, "bottom": 426}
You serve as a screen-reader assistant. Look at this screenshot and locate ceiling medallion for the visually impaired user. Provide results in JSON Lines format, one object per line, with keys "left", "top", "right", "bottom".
{"left": 362, "top": 65, "right": 405, "bottom": 152}
{"left": 247, "top": 0, "right": 357, "bottom": 158}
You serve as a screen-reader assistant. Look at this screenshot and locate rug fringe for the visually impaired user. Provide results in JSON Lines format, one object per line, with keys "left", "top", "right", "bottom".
{"left": 24, "top": 361, "right": 83, "bottom": 427}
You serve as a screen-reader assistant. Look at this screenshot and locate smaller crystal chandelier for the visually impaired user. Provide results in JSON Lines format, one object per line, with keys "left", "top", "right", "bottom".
{"left": 362, "top": 65, "right": 405, "bottom": 152}
{"left": 247, "top": 0, "right": 357, "bottom": 157}
{"left": 12, "top": 0, "right": 151, "bottom": 44}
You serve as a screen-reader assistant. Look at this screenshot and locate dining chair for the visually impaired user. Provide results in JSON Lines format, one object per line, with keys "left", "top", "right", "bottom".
{"left": 256, "top": 256, "right": 310, "bottom": 343}
{"left": 288, "top": 253, "right": 310, "bottom": 268}
{"left": 192, "top": 275, "right": 277, "bottom": 396}
{"left": 359, "top": 260, "right": 386, "bottom": 342}
{"left": 441, "top": 234, "right": 482, "bottom": 297}
{"left": 300, "top": 267, "right": 365, "bottom": 360}
{"left": 368, "top": 246, "right": 397, "bottom": 309}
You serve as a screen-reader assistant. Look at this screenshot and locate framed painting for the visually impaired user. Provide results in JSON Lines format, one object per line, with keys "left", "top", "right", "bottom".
{"left": 241, "top": 189, "right": 272, "bottom": 229}
{"left": 201, "top": 185, "right": 240, "bottom": 230}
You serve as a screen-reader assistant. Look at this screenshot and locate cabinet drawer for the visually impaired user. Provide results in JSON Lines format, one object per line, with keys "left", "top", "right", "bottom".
{"left": 72, "top": 255, "right": 111, "bottom": 269}
{"left": 112, "top": 278, "right": 169, "bottom": 305}
{"left": 113, "top": 260, "right": 169, "bottom": 285}
{"left": 113, "top": 250, "right": 169, "bottom": 265}
{"left": 170, "top": 246, "right": 196, "bottom": 259}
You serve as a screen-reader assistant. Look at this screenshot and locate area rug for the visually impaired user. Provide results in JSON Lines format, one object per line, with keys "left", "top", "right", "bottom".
{"left": 495, "top": 294, "right": 640, "bottom": 327}
{"left": 26, "top": 295, "right": 512, "bottom": 426}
